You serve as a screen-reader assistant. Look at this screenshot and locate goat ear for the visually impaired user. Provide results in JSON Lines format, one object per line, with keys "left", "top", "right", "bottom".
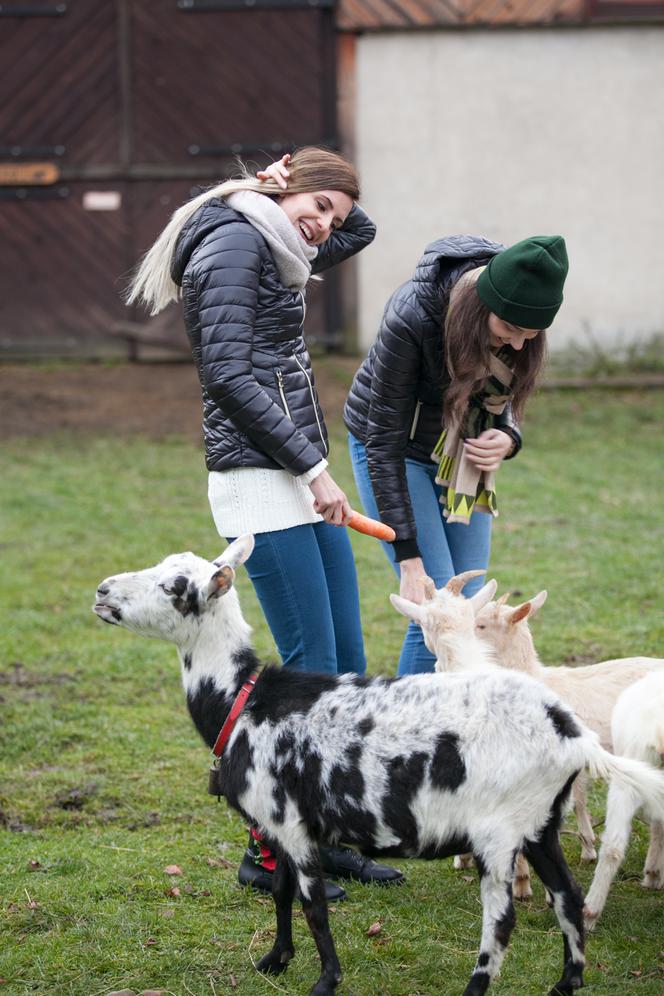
{"left": 529, "top": 590, "right": 548, "bottom": 616}
{"left": 389, "top": 593, "right": 424, "bottom": 625}
{"left": 509, "top": 590, "right": 547, "bottom": 625}
{"left": 509, "top": 601, "right": 533, "bottom": 625}
{"left": 214, "top": 534, "right": 255, "bottom": 569}
{"left": 206, "top": 565, "right": 235, "bottom": 600}
{"left": 469, "top": 579, "right": 497, "bottom": 615}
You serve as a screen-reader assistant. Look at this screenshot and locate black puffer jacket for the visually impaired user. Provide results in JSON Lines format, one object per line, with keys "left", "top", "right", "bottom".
{"left": 171, "top": 199, "right": 375, "bottom": 475}
{"left": 344, "top": 235, "right": 522, "bottom": 561}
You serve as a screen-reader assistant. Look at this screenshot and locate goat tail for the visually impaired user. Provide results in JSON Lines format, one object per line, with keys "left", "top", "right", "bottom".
{"left": 582, "top": 735, "right": 664, "bottom": 819}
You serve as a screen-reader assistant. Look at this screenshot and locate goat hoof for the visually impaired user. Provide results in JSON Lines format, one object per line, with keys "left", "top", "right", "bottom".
{"left": 548, "top": 976, "right": 583, "bottom": 995}
{"left": 513, "top": 879, "right": 532, "bottom": 901}
{"left": 583, "top": 904, "right": 599, "bottom": 932}
{"left": 257, "top": 948, "right": 294, "bottom": 975}
{"left": 580, "top": 848, "right": 597, "bottom": 863}
{"left": 309, "top": 980, "right": 339, "bottom": 995}
{"left": 642, "top": 869, "right": 663, "bottom": 890}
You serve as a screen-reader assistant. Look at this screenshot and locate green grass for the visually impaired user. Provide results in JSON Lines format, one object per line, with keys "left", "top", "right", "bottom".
{"left": 1, "top": 379, "right": 663, "bottom": 995}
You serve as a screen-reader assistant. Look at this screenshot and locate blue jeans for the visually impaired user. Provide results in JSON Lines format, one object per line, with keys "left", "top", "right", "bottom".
{"left": 348, "top": 432, "right": 492, "bottom": 676}
{"left": 227, "top": 520, "right": 366, "bottom": 676}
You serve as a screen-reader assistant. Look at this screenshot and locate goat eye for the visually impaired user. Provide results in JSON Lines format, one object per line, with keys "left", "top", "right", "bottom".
{"left": 476, "top": 624, "right": 486, "bottom": 630}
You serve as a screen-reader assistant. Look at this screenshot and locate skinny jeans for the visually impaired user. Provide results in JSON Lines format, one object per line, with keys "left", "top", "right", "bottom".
{"left": 348, "top": 432, "right": 492, "bottom": 676}
{"left": 227, "top": 520, "right": 366, "bottom": 676}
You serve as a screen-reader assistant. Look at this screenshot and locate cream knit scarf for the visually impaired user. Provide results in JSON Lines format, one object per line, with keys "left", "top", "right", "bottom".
{"left": 226, "top": 190, "right": 317, "bottom": 291}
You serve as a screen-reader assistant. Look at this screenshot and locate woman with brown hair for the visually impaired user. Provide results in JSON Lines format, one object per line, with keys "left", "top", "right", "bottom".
{"left": 344, "top": 235, "right": 569, "bottom": 675}
{"left": 128, "top": 149, "right": 403, "bottom": 896}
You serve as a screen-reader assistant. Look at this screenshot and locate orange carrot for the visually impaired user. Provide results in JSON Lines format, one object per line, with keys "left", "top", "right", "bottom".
{"left": 347, "top": 511, "right": 396, "bottom": 542}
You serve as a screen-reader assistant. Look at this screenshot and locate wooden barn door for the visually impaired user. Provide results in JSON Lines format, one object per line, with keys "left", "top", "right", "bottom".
{"left": 0, "top": 0, "right": 339, "bottom": 358}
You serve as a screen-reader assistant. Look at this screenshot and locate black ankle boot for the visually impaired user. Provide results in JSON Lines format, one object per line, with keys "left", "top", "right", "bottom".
{"left": 319, "top": 845, "right": 405, "bottom": 885}
{"left": 238, "top": 847, "right": 347, "bottom": 902}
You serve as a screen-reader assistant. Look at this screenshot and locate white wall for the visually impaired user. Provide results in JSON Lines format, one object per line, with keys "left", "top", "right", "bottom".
{"left": 355, "top": 27, "right": 664, "bottom": 352}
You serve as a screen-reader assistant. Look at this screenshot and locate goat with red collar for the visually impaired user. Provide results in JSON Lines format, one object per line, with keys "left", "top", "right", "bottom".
{"left": 94, "top": 535, "right": 664, "bottom": 996}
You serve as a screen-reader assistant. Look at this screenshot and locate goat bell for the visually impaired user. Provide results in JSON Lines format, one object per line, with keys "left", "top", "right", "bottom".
{"left": 208, "top": 763, "right": 224, "bottom": 799}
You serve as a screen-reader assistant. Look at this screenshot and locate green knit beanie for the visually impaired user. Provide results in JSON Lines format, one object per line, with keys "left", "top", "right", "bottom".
{"left": 476, "top": 235, "right": 569, "bottom": 329}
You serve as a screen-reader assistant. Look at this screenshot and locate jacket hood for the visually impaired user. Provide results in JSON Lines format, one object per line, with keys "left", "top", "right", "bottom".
{"left": 170, "top": 199, "right": 242, "bottom": 287}
{"left": 412, "top": 235, "right": 505, "bottom": 318}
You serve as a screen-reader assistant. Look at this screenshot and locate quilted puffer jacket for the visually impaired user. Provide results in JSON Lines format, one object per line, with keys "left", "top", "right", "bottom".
{"left": 171, "top": 198, "right": 375, "bottom": 475}
{"left": 343, "top": 235, "right": 522, "bottom": 561}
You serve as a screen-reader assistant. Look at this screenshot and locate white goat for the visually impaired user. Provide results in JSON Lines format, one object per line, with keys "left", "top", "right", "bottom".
{"left": 390, "top": 569, "right": 498, "bottom": 674}
{"left": 475, "top": 591, "right": 664, "bottom": 872}
{"left": 94, "top": 538, "right": 664, "bottom": 996}
{"left": 584, "top": 671, "right": 664, "bottom": 930}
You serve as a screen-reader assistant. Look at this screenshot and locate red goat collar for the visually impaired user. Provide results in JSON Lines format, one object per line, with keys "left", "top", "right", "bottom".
{"left": 212, "top": 671, "right": 260, "bottom": 758}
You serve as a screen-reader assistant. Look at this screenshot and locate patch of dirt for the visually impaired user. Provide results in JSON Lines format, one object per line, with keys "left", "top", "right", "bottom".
{"left": 0, "top": 358, "right": 360, "bottom": 439}
{"left": 52, "top": 783, "right": 98, "bottom": 811}
{"left": 0, "top": 809, "right": 34, "bottom": 833}
{"left": 0, "top": 662, "right": 76, "bottom": 687}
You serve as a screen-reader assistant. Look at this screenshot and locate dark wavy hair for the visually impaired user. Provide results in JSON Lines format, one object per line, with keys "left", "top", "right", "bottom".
{"left": 443, "top": 280, "right": 548, "bottom": 426}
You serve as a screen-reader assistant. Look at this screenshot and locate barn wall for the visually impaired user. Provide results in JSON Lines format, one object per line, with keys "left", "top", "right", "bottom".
{"left": 354, "top": 26, "right": 664, "bottom": 352}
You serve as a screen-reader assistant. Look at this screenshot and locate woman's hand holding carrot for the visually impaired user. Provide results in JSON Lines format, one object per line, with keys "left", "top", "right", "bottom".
{"left": 309, "top": 470, "right": 352, "bottom": 526}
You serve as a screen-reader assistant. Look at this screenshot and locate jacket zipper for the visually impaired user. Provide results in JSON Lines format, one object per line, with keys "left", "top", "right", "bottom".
{"left": 409, "top": 400, "right": 422, "bottom": 440}
{"left": 293, "top": 353, "right": 328, "bottom": 455}
{"left": 276, "top": 369, "right": 292, "bottom": 419}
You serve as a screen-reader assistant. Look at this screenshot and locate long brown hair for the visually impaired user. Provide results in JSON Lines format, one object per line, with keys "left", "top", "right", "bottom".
{"left": 282, "top": 146, "right": 359, "bottom": 200}
{"left": 443, "top": 280, "right": 547, "bottom": 425}
{"left": 127, "top": 146, "right": 359, "bottom": 314}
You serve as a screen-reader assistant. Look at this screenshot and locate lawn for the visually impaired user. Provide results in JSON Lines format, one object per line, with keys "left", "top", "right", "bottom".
{"left": 0, "top": 368, "right": 663, "bottom": 996}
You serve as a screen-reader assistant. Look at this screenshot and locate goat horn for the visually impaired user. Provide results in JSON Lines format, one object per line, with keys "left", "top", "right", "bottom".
{"left": 496, "top": 593, "right": 511, "bottom": 606}
{"left": 445, "top": 569, "right": 486, "bottom": 596}
{"left": 420, "top": 576, "right": 436, "bottom": 600}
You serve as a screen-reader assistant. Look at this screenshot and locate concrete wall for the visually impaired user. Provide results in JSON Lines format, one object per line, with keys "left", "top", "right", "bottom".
{"left": 354, "top": 27, "right": 664, "bottom": 352}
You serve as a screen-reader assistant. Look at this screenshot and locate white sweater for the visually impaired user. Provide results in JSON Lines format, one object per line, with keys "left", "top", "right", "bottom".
{"left": 208, "top": 459, "right": 327, "bottom": 537}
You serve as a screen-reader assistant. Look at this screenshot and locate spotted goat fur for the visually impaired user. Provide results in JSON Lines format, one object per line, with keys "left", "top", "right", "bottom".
{"left": 93, "top": 536, "right": 664, "bottom": 996}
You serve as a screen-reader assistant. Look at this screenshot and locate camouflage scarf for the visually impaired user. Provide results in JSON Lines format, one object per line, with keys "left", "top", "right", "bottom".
{"left": 432, "top": 349, "right": 514, "bottom": 525}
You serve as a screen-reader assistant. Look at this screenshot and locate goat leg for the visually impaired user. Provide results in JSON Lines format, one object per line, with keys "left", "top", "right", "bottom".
{"left": 524, "top": 827, "right": 585, "bottom": 994}
{"left": 512, "top": 851, "right": 533, "bottom": 900}
{"left": 642, "top": 819, "right": 664, "bottom": 889}
{"left": 462, "top": 858, "right": 517, "bottom": 996}
{"left": 296, "top": 856, "right": 342, "bottom": 995}
{"left": 584, "top": 781, "right": 638, "bottom": 929}
{"left": 572, "top": 772, "right": 597, "bottom": 862}
{"left": 256, "top": 853, "right": 297, "bottom": 975}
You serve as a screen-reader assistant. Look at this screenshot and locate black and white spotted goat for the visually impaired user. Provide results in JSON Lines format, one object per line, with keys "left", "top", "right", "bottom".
{"left": 93, "top": 536, "right": 664, "bottom": 996}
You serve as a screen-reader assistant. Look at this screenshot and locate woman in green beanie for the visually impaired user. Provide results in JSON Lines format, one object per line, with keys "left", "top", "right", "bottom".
{"left": 344, "top": 234, "right": 569, "bottom": 675}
